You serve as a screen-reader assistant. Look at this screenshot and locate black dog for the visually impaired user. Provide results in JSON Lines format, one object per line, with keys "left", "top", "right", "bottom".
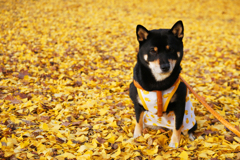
{"left": 129, "top": 21, "right": 197, "bottom": 148}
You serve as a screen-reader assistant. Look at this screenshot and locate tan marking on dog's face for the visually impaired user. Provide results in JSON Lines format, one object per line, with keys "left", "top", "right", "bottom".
{"left": 149, "top": 59, "right": 160, "bottom": 74}
{"left": 144, "top": 54, "right": 148, "bottom": 61}
{"left": 150, "top": 59, "right": 159, "bottom": 65}
{"left": 168, "top": 59, "right": 176, "bottom": 70}
{"left": 154, "top": 47, "right": 158, "bottom": 52}
{"left": 166, "top": 45, "right": 170, "bottom": 50}
{"left": 177, "top": 52, "right": 180, "bottom": 57}
{"left": 149, "top": 59, "right": 175, "bottom": 81}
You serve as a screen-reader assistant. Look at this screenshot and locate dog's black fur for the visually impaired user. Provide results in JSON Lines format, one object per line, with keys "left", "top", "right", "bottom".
{"left": 129, "top": 21, "right": 197, "bottom": 147}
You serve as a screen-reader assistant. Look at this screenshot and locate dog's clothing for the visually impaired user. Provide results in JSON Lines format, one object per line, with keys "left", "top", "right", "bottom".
{"left": 136, "top": 78, "right": 196, "bottom": 135}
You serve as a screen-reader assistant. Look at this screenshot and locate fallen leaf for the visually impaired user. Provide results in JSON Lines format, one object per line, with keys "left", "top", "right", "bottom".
{"left": 179, "top": 151, "right": 188, "bottom": 160}
{"left": 96, "top": 137, "right": 106, "bottom": 144}
{"left": 111, "top": 147, "right": 121, "bottom": 158}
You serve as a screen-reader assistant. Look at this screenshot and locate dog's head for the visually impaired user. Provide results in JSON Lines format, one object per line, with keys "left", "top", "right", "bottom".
{"left": 136, "top": 21, "right": 184, "bottom": 81}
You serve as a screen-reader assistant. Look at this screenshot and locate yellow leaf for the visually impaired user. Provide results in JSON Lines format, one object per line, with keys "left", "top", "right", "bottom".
{"left": 84, "top": 150, "right": 93, "bottom": 157}
{"left": 67, "top": 140, "right": 73, "bottom": 145}
{"left": 23, "top": 100, "right": 32, "bottom": 107}
{"left": 78, "top": 145, "right": 88, "bottom": 153}
{"left": 111, "top": 147, "right": 121, "bottom": 158}
{"left": 107, "top": 135, "right": 116, "bottom": 143}
{"left": 204, "top": 142, "right": 217, "bottom": 148}
{"left": 37, "top": 144, "right": 47, "bottom": 152}
{"left": 23, "top": 75, "right": 29, "bottom": 80}
{"left": 57, "top": 132, "right": 64, "bottom": 138}
{"left": 76, "top": 135, "right": 88, "bottom": 142}
{"left": 27, "top": 152, "right": 35, "bottom": 158}
{"left": 179, "top": 151, "right": 188, "bottom": 160}
{"left": 64, "top": 153, "right": 76, "bottom": 158}
{"left": 175, "top": 142, "right": 179, "bottom": 148}
{"left": 144, "top": 134, "right": 152, "bottom": 139}
{"left": 198, "top": 152, "right": 208, "bottom": 158}
{"left": 84, "top": 142, "right": 97, "bottom": 150}
{"left": 40, "top": 123, "right": 49, "bottom": 131}
{"left": 36, "top": 135, "right": 45, "bottom": 139}
{"left": 57, "top": 152, "right": 76, "bottom": 158}
{"left": 20, "top": 140, "right": 29, "bottom": 148}
{"left": 155, "top": 155, "right": 164, "bottom": 160}
{"left": 51, "top": 123, "right": 62, "bottom": 132}
{"left": 29, "top": 105, "right": 38, "bottom": 112}
{"left": 234, "top": 137, "right": 240, "bottom": 143}
{"left": 68, "top": 95, "right": 73, "bottom": 100}
{"left": 93, "top": 124, "right": 99, "bottom": 129}
{"left": 105, "top": 133, "right": 113, "bottom": 139}
{"left": 158, "top": 134, "right": 168, "bottom": 146}
{"left": 54, "top": 104, "right": 62, "bottom": 110}
{"left": 100, "top": 108, "right": 108, "bottom": 116}
{"left": 136, "top": 136, "right": 145, "bottom": 142}
{"left": 224, "top": 153, "right": 235, "bottom": 158}
{"left": 4, "top": 150, "right": 14, "bottom": 157}
{"left": 144, "top": 145, "right": 158, "bottom": 155}
{"left": 116, "top": 135, "right": 123, "bottom": 142}
{"left": 229, "top": 143, "right": 240, "bottom": 150}
{"left": 1, "top": 137, "right": 7, "bottom": 143}
{"left": 212, "top": 124, "right": 224, "bottom": 131}
{"left": 206, "top": 150, "right": 215, "bottom": 156}
{"left": 110, "top": 121, "right": 118, "bottom": 128}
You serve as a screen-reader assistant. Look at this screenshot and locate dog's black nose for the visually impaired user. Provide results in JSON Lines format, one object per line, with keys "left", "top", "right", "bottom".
{"left": 160, "top": 64, "right": 170, "bottom": 72}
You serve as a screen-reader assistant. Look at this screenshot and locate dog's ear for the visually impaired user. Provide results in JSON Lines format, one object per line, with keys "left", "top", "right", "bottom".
{"left": 136, "top": 25, "right": 149, "bottom": 42}
{"left": 170, "top": 20, "right": 184, "bottom": 39}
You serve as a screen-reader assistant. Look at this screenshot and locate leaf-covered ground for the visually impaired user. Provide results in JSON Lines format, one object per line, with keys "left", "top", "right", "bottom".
{"left": 0, "top": 0, "right": 240, "bottom": 159}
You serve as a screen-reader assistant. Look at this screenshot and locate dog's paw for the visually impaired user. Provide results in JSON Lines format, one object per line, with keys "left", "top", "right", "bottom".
{"left": 168, "top": 142, "right": 179, "bottom": 148}
{"left": 133, "top": 132, "right": 142, "bottom": 138}
{"left": 133, "top": 124, "right": 143, "bottom": 138}
{"left": 133, "top": 133, "right": 141, "bottom": 138}
{"left": 189, "top": 133, "right": 196, "bottom": 141}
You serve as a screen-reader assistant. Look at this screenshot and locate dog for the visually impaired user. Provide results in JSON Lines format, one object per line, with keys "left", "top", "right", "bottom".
{"left": 129, "top": 21, "right": 197, "bottom": 148}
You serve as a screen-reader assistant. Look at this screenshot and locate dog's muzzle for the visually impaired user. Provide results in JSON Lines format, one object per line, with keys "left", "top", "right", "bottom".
{"left": 160, "top": 63, "right": 170, "bottom": 72}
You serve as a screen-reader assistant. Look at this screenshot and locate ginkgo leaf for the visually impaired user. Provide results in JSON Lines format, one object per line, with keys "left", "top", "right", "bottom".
{"left": 100, "top": 108, "right": 108, "bottom": 116}
{"left": 40, "top": 123, "right": 49, "bottom": 131}
{"left": 57, "top": 152, "right": 76, "bottom": 159}
{"left": 77, "top": 145, "right": 88, "bottom": 153}
{"left": 179, "top": 151, "right": 188, "bottom": 160}
{"left": 198, "top": 152, "right": 208, "bottom": 158}
{"left": 76, "top": 135, "right": 88, "bottom": 142}
{"left": 27, "top": 152, "right": 35, "bottom": 158}
{"left": 155, "top": 155, "right": 164, "bottom": 160}
{"left": 141, "top": 145, "right": 158, "bottom": 156}
{"left": 111, "top": 147, "right": 121, "bottom": 158}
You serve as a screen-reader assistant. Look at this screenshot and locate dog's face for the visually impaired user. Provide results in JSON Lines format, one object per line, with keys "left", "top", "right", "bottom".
{"left": 136, "top": 21, "right": 184, "bottom": 81}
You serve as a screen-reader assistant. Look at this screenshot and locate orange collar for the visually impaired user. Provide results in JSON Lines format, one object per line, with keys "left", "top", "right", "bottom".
{"left": 133, "top": 77, "right": 180, "bottom": 117}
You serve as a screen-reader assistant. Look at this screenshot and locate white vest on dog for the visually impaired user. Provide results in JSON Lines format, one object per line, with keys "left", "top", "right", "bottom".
{"left": 136, "top": 79, "right": 196, "bottom": 134}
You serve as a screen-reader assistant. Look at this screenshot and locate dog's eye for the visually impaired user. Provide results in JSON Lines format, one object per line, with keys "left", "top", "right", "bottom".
{"left": 150, "top": 48, "right": 157, "bottom": 55}
{"left": 168, "top": 48, "right": 175, "bottom": 53}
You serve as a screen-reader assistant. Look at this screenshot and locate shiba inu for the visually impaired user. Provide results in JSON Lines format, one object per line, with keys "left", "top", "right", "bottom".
{"left": 129, "top": 21, "right": 197, "bottom": 148}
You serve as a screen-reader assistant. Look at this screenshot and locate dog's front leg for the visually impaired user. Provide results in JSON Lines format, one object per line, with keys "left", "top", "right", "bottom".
{"left": 133, "top": 110, "right": 145, "bottom": 138}
{"left": 130, "top": 82, "right": 146, "bottom": 138}
{"left": 169, "top": 104, "right": 185, "bottom": 148}
{"left": 169, "top": 126, "right": 181, "bottom": 148}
